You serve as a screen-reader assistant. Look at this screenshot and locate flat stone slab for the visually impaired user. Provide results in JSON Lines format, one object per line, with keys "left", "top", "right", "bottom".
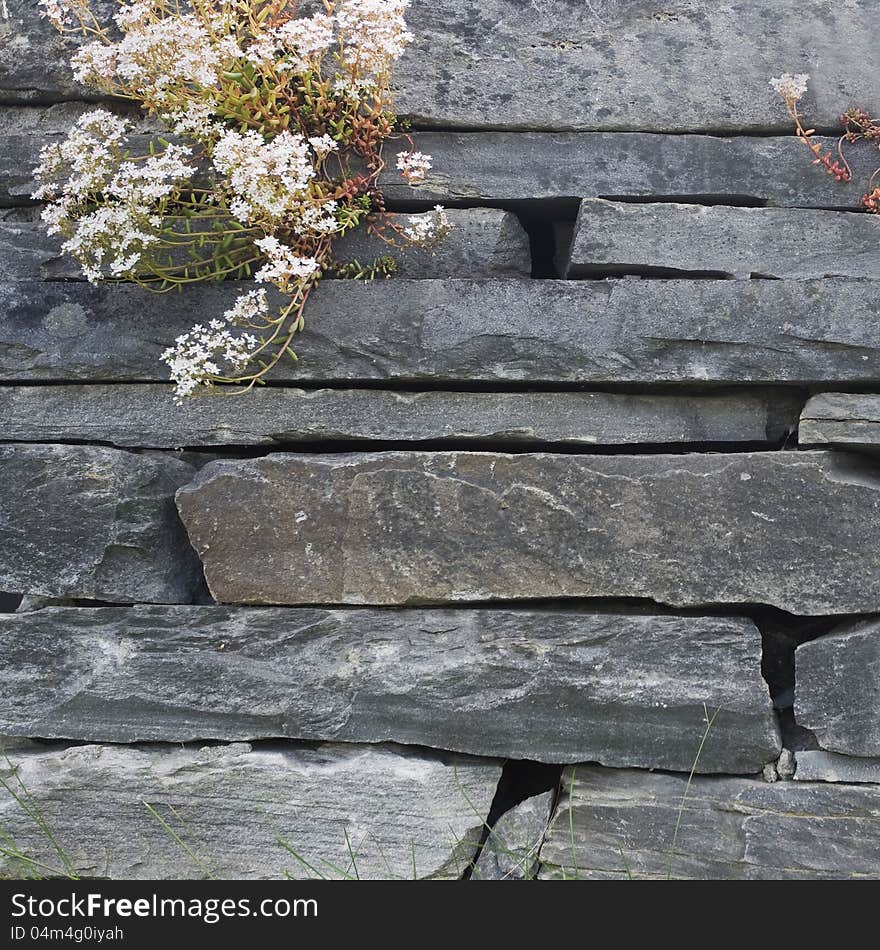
{"left": 6, "top": 117, "right": 879, "bottom": 209}
{"left": 2, "top": 279, "right": 879, "bottom": 385}
{"left": 795, "top": 750, "right": 880, "bottom": 784}
{"left": 3, "top": 1, "right": 877, "bottom": 132}
{"left": 0, "top": 444, "right": 201, "bottom": 603}
{"left": 0, "top": 742, "right": 500, "bottom": 880}
{"left": 0, "top": 384, "right": 802, "bottom": 449}
{"left": 0, "top": 606, "right": 780, "bottom": 772}
{"left": 472, "top": 791, "right": 555, "bottom": 881}
{"left": 800, "top": 394, "right": 880, "bottom": 451}
{"left": 334, "top": 208, "right": 529, "bottom": 277}
{"left": 796, "top": 619, "right": 880, "bottom": 757}
{"left": 539, "top": 764, "right": 880, "bottom": 880}
{"left": 0, "top": 211, "right": 529, "bottom": 281}
{"left": 176, "top": 450, "right": 880, "bottom": 615}
{"left": 561, "top": 200, "right": 880, "bottom": 278}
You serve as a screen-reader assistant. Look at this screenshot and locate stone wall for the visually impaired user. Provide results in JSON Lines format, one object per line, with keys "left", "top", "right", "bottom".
{"left": 1, "top": 0, "right": 879, "bottom": 880}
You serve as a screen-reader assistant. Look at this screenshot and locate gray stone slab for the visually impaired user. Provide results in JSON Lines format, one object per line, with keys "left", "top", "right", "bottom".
{"left": 0, "top": 212, "right": 529, "bottom": 281}
{"left": 6, "top": 118, "right": 879, "bottom": 209}
{"left": 0, "top": 444, "right": 201, "bottom": 603}
{"left": 333, "top": 208, "right": 530, "bottom": 277}
{"left": 800, "top": 394, "right": 880, "bottom": 451}
{"left": 3, "top": 1, "right": 878, "bottom": 132}
{"left": 539, "top": 764, "right": 880, "bottom": 880}
{"left": 0, "top": 742, "right": 500, "bottom": 879}
{"left": 561, "top": 200, "right": 880, "bottom": 278}
{"left": 377, "top": 131, "right": 880, "bottom": 209}
{"left": 795, "top": 750, "right": 880, "bottom": 784}
{"left": 796, "top": 619, "right": 880, "bottom": 757}
{"left": 176, "top": 450, "right": 880, "bottom": 615}
{"left": 0, "top": 384, "right": 802, "bottom": 449}
{"left": 472, "top": 791, "right": 555, "bottom": 881}
{"left": 1, "top": 279, "right": 879, "bottom": 385}
{"left": 0, "top": 606, "right": 781, "bottom": 772}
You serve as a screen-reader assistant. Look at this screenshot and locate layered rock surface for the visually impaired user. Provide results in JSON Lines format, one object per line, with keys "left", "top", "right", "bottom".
{"left": 176, "top": 450, "right": 880, "bottom": 614}
{"left": 0, "top": 444, "right": 201, "bottom": 603}
{"left": 0, "top": 384, "right": 801, "bottom": 448}
{"left": 0, "top": 606, "right": 780, "bottom": 772}
{"left": 3, "top": 279, "right": 879, "bottom": 384}
{"left": 539, "top": 765, "right": 880, "bottom": 879}
{"left": 0, "top": 742, "right": 501, "bottom": 880}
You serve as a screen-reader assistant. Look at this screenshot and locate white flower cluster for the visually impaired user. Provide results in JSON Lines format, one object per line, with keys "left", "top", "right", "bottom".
{"left": 255, "top": 236, "right": 321, "bottom": 285}
{"left": 246, "top": 12, "right": 335, "bottom": 72}
{"left": 72, "top": 11, "right": 242, "bottom": 102}
{"left": 769, "top": 73, "right": 809, "bottom": 103}
{"left": 212, "top": 129, "right": 316, "bottom": 224}
{"left": 33, "top": 110, "right": 195, "bottom": 282}
{"left": 402, "top": 205, "right": 452, "bottom": 244}
{"left": 37, "top": 0, "right": 78, "bottom": 28}
{"left": 336, "top": 0, "right": 413, "bottom": 80}
{"left": 161, "top": 292, "right": 265, "bottom": 399}
{"left": 397, "top": 150, "right": 432, "bottom": 185}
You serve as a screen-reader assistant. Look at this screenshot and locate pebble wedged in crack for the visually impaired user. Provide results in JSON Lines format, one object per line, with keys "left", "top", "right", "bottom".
{"left": 0, "top": 384, "right": 802, "bottom": 449}
{"left": 3, "top": 0, "right": 877, "bottom": 132}
{"left": 0, "top": 742, "right": 501, "bottom": 880}
{"left": 799, "top": 394, "right": 880, "bottom": 452}
{"left": 176, "top": 450, "right": 880, "bottom": 615}
{"left": 560, "top": 200, "right": 880, "bottom": 279}
{"left": 0, "top": 210, "right": 529, "bottom": 281}
{"left": 539, "top": 765, "right": 880, "bottom": 880}
{"left": 2, "top": 279, "right": 879, "bottom": 384}
{"left": 0, "top": 444, "right": 201, "bottom": 603}
{"left": 795, "top": 619, "right": 880, "bottom": 757}
{"left": 472, "top": 792, "right": 555, "bottom": 881}
{"left": 0, "top": 606, "right": 780, "bottom": 772}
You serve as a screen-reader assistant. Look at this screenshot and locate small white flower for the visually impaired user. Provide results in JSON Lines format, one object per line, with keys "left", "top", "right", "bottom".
{"left": 769, "top": 73, "right": 809, "bottom": 102}
{"left": 397, "top": 149, "right": 432, "bottom": 185}
{"left": 402, "top": 204, "right": 452, "bottom": 244}
{"left": 308, "top": 134, "right": 339, "bottom": 159}
{"left": 255, "top": 235, "right": 320, "bottom": 284}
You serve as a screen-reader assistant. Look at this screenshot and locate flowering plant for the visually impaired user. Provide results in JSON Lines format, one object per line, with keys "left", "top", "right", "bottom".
{"left": 35, "top": 0, "right": 451, "bottom": 398}
{"left": 771, "top": 72, "right": 880, "bottom": 212}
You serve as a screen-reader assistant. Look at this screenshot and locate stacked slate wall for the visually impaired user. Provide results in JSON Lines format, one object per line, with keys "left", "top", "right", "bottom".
{"left": 2, "top": 1, "right": 880, "bottom": 880}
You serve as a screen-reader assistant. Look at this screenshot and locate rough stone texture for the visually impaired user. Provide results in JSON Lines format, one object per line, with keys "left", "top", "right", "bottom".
{"left": 3, "top": 1, "right": 878, "bottom": 132}
{"left": 0, "top": 212, "right": 530, "bottom": 281}
{"left": 0, "top": 606, "right": 781, "bottom": 772}
{"left": 0, "top": 222, "right": 71, "bottom": 278}
{"left": 2, "top": 279, "right": 879, "bottom": 385}
{"left": 6, "top": 119, "right": 880, "bottom": 209}
{"left": 176, "top": 450, "right": 880, "bottom": 615}
{"left": 0, "top": 742, "right": 501, "bottom": 880}
{"left": 333, "top": 208, "right": 530, "bottom": 277}
{"left": 0, "top": 444, "right": 201, "bottom": 604}
{"left": 561, "top": 200, "right": 880, "bottom": 279}
{"left": 800, "top": 394, "right": 880, "bottom": 452}
{"left": 0, "top": 384, "right": 802, "bottom": 449}
{"left": 472, "top": 791, "right": 555, "bottom": 881}
{"left": 796, "top": 620, "right": 880, "bottom": 757}
{"left": 539, "top": 765, "right": 880, "bottom": 880}
{"left": 795, "top": 751, "right": 880, "bottom": 784}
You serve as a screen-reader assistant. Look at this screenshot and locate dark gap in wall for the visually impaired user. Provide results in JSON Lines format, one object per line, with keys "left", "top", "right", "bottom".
{"left": 461, "top": 759, "right": 562, "bottom": 880}
{"left": 597, "top": 194, "right": 770, "bottom": 208}
{"left": 13, "top": 595, "right": 136, "bottom": 611}
{"left": 566, "top": 264, "right": 737, "bottom": 280}
{"left": 0, "top": 379, "right": 823, "bottom": 396}
{"left": 0, "top": 592, "right": 23, "bottom": 612}
{"left": 752, "top": 608, "right": 852, "bottom": 751}
{"left": 167, "top": 438, "right": 790, "bottom": 459}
